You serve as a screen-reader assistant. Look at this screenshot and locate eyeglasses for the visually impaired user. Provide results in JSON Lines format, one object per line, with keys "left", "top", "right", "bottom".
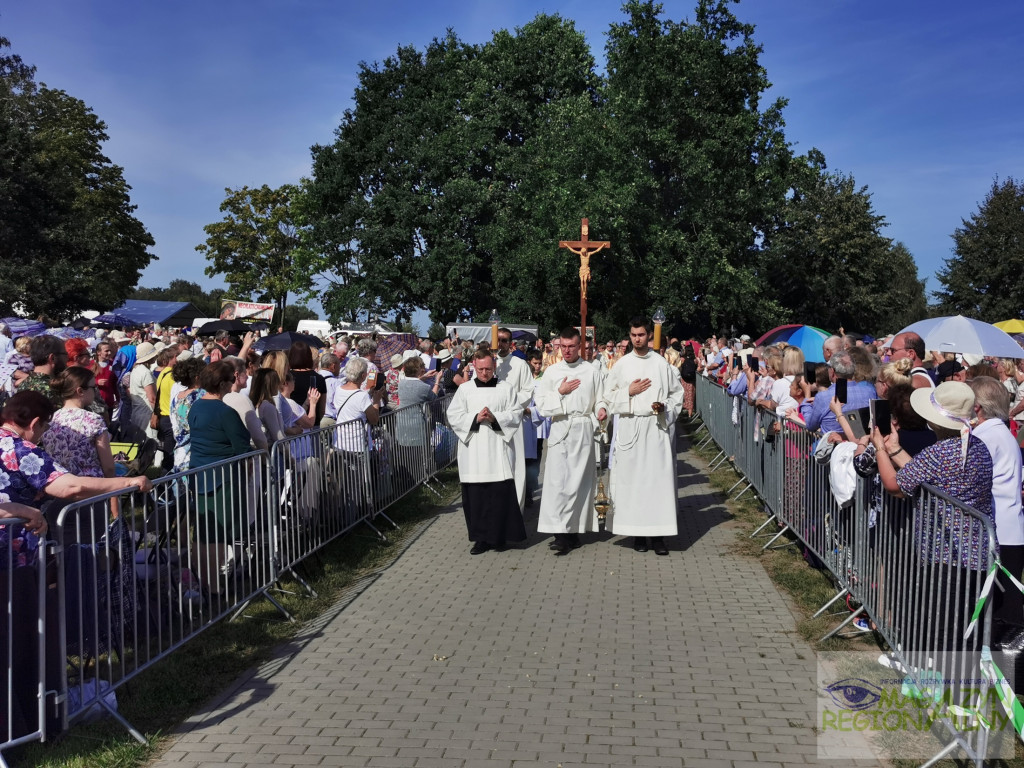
{"left": 497, "top": 337, "right": 511, "bottom": 344}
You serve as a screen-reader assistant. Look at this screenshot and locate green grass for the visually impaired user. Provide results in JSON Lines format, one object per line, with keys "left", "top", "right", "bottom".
{"left": 5, "top": 469, "right": 462, "bottom": 768}
{"left": 680, "top": 417, "right": 1024, "bottom": 767}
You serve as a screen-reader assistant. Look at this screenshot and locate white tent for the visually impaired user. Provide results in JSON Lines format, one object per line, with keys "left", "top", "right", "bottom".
{"left": 445, "top": 322, "right": 539, "bottom": 343}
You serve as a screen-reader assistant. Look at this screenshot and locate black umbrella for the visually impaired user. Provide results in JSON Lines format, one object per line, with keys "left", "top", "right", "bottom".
{"left": 253, "top": 331, "right": 326, "bottom": 352}
{"left": 195, "top": 319, "right": 251, "bottom": 336}
{"left": 69, "top": 316, "right": 92, "bottom": 330}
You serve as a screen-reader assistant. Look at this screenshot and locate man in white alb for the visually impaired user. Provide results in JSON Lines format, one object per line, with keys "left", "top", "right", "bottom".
{"left": 535, "top": 327, "right": 604, "bottom": 555}
{"left": 494, "top": 327, "right": 534, "bottom": 508}
{"left": 599, "top": 317, "right": 684, "bottom": 555}
{"left": 447, "top": 350, "right": 526, "bottom": 554}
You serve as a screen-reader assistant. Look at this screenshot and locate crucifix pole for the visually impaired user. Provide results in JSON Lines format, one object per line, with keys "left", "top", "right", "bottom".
{"left": 559, "top": 218, "right": 610, "bottom": 360}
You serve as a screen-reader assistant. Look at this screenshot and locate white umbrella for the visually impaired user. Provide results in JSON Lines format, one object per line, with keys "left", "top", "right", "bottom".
{"left": 896, "top": 315, "right": 1024, "bottom": 359}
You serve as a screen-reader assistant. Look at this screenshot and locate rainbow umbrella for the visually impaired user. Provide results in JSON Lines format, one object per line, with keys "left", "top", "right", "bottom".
{"left": 753, "top": 324, "right": 830, "bottom": 363}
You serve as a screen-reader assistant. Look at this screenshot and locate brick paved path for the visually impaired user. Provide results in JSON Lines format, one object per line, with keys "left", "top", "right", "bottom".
{"left": 151, "top": 435, "right": 866, "bottom": 767}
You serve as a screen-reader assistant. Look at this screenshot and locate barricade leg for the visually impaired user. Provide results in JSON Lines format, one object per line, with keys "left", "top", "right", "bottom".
{"left": 811, "top": 587, "right": 848, "bottom": 618}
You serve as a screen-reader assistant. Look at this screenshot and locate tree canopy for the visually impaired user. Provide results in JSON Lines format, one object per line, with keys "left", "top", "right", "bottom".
{"left": 934, "top": 177, "right": 1024, "bottom": 322}
{"left": 301, "top": 0, "right": 928, "bottom": 339}
{"left": 0, "top": 37, "right": 155, "bottom": 320}
{"left": 761, "top": 153, "right": 927, "bottom": 334}
{"left": 197, "top": 184, "right": 311, "bottom": 320}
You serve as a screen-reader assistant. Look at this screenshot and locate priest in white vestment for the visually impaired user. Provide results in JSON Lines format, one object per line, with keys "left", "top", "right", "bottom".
{"left": 447, "top": 350, "right": 526, "bottom": 554}
{"left": 535, "top": 327, "right": 604, "bottom": 555}
{"left": 494, "top": 328, "right": 534, "bottom": 509}
{"left": 599, "top": 318, "right": 684, "bottom": 555}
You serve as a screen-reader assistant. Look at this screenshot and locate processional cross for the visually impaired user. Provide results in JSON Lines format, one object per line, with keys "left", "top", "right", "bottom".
{"left": 559, "top": 218, "right": 610, "bottom": 360}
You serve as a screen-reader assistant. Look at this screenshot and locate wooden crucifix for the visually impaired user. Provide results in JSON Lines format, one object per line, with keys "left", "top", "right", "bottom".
{"left": 559, "top": 218, "right": 610, "bottom": 359}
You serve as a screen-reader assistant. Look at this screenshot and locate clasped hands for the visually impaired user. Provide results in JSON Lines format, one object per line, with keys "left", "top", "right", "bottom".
{"left": 476, "top": 406, "right": 495, "bottom": 424}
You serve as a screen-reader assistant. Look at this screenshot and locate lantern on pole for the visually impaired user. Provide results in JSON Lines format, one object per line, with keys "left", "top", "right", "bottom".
{"left": 652, "top": 307, "right": 666, "bottom": 352}
{"left": 489, "top": 308, "right": 501, "bottom": 350}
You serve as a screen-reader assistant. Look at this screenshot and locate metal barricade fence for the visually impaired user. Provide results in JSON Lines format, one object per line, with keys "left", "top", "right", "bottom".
{"left": 54, "top": 451, "right": 271, "bottom": 742}
{"left": 0, "top": 520, "right": 54, "bottom": 767}
{"left": 271, "top": 416, "right": 379, "bottom": 579}
{"left": 693, "top": 379, "right": 1005, "bottom": 765}
{"left": 269, "top": 394, "right": 457, "bottom": 580}
{"left": 1, "top": 395, "right": 461, "bottom": 759}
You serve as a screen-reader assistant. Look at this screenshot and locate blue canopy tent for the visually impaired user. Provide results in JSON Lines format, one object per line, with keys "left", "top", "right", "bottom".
{"left": 93, "top": 300, "right": 203, "bottom": 328}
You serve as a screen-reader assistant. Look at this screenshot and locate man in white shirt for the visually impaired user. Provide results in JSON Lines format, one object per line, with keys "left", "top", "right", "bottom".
{"left": 970, "top": 376, "right": 1024, "bottom": 630}
{"left": 888, "top": 332, "right": 934, "bottom": 389}
{"left": 494, "top": 327, "right": 534, "bottom": 509}
{"left": 599, "top": 317, "right": 684, "bottom": 555}
{"left": 535, "top": 328, "right": 604, "bottom": 555}
{"left": 318, "top": 352, "right": 342, "bottom": 426}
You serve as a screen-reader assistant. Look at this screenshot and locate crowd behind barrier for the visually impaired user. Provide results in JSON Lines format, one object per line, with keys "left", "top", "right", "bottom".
{"left": 0, "top": 395, "right": 457, "bottom": 763}
{"left": 695, "top": 375, "right": 1007, "bottom": 767}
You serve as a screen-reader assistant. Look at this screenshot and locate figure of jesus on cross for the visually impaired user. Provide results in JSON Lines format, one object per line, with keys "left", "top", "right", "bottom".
{"left": 559, "top": 218, "right": 610, "bottom": 360}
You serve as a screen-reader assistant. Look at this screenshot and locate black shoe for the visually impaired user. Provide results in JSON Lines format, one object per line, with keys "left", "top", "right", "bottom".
{"left": 568, "top": 533, "right": 582, "bottom": 549}
{"left": 651, "top": 536, "right": 669, "bottom": 556}
{"left": 551, "top": 534, "right": 571, "bottom": 556}
{"left": 633, "top": 536, "right": 649, "bottom": 553}
{"left": 470, "top": 542, "right": 490, "bottom": 555}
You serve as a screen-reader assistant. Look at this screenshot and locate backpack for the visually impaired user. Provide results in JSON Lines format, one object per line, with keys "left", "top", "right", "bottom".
{"left": 680, "top": 359, "right": 697, "bottom": 383}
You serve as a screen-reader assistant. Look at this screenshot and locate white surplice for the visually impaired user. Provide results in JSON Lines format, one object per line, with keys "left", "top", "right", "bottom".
{"left": 446, "top": 379, "right": 522, "bottom": 482}
{"left": 495, "top": 352, "right": 534, "bottom": 507}
{"left": 535, "top": 358, "right": 604, "bottom": 534}
{"left": 600, "top": 350, "right": 684, "bottom": 536}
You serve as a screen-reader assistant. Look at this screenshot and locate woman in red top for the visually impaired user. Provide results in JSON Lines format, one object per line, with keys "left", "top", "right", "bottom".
{"left": 91, "top": 340, "right": 119, "bottom": 417}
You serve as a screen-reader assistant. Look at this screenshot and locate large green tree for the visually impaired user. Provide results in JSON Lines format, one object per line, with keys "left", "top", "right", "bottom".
{"left": 934, "top": 177, "right": 1024, "bottom": 322}
{"left": 761, "top": 154, "right": 927, "bottom": 334}
{"left": 197, "top": 183, "right": 311, "bottom": 320}
{"left": 604, "top": 0, "right": 794, "bottom": 331}
{"left": 306, "top": 16, "right": 638, "bottom": 337}
{"left": 0, "top": 37, "right": 154, "bottom": 320}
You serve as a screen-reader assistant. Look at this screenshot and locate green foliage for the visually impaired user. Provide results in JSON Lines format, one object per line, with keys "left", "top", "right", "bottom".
{"left": 282, "top": 303, "right": 318, "bottom": 331}
{"left": 604, "top": 0, "right": 794, "bottom": 331}
{"left": 426, "top": 321, "right": 448, "bottom": 341}
{"left": 0, "top": 37, "right": 154, "bottom": 320}
{"left": 130, "top": 279, "right": 227, "bottom": 318}
{"left": 301, "top": 1, "right": 927, "bottom": 340}
{"left": 934, "top": 177, "right": 1024, "bottom": 322}
{"left": 761, "top": 156, "right": 927, "bottom": 334}
{"left": 197, "top": 184, "right": 310, "bottom": 319}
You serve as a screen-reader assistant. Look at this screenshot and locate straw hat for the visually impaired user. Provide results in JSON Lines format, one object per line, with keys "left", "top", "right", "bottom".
{"left": 910, "top": 381, "right": 975, "bottom": 432}
{"left": 134, "top": 342, "right": 158, "bottom": 365}
{"left": 390, "top": 353, "right": 404, "bottom": 369}
{"left": 436, "top": 348, "right": 454, "bottom": 364}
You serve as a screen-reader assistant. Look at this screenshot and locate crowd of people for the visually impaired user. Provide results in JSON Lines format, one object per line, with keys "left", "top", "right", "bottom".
{"left": 0, "top": 321, "right": 463, "bottom": 587}
{"left": 700, "top": 328, "right": 1024, "bottom": 643}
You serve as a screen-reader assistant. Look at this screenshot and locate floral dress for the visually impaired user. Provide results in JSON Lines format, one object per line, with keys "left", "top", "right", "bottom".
{"left": 42, "top": 407, "right": 107, "bottom": 478}
{"left": 170, "top": 389, "right": 204, "bottom": 473}
{"left": 0, "top": 428, "right": 67, "bottom": 567}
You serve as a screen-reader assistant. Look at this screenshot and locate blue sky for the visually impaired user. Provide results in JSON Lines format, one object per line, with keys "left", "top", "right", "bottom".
{"left": 4, "top": 0, "right": 1023, "bottom": 324}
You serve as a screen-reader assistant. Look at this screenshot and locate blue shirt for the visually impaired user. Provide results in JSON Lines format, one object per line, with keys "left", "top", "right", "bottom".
{"left": 726, "top": 375, "right": 748, "bottom": 397}
{"left": 800, "top": 380, "right": 877, "bottom": 433}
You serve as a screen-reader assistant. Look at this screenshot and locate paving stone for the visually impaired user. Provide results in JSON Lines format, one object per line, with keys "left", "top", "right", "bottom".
{"left": 146, "top": 432, "right": 883, "bottom": 768}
